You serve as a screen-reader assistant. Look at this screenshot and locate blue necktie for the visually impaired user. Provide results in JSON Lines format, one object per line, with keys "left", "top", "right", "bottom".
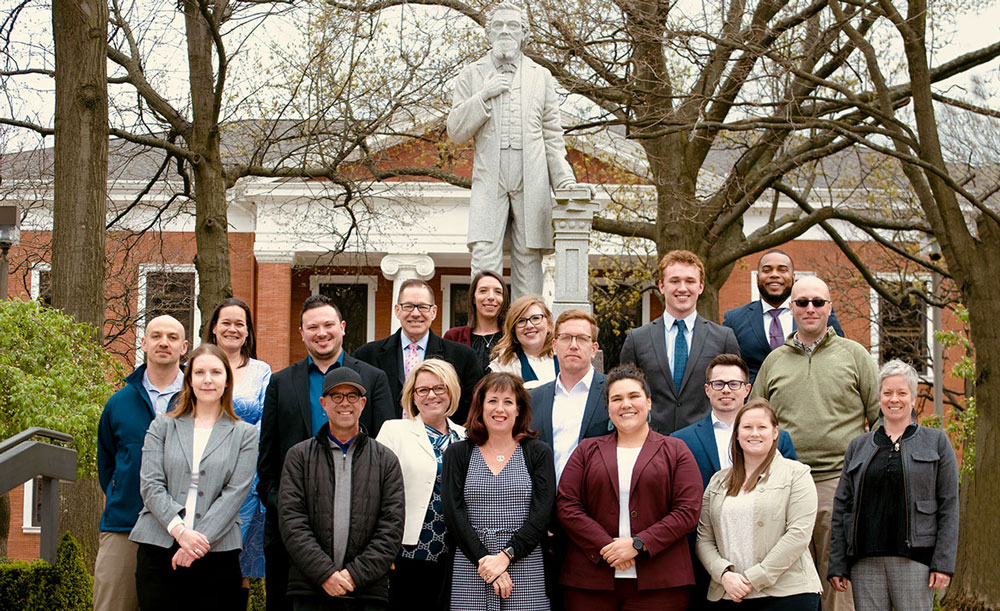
{"left": 673, "top": 319, "right": 688, "bottom": 391}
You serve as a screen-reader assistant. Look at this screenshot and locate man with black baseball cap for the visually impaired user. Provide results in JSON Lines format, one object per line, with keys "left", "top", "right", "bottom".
{"left": 279, "top": 366, "right": 404, "bottom": 610}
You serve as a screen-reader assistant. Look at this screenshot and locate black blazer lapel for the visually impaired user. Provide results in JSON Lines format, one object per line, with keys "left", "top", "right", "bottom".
{"left": 648, "top": 318, "right": 675, "bottom": 394}
{"left": 291, "top": 359, "right": 313, "bottom": 435}
{"left": 746, "top": 301, "right": 770, "bottom": 355}
{"left": 680, "top": 316, "right": 709, "bottom": 392}
{"left": 535, "top": 384, "right": 555, "bottom": 446}
{"left": 578, "top": 372, "right": 606, "bottom": 440}
{"left": 694, "top": 415, "right": 722, "bottom": 473}
{"left": 380, "top": 331, "right": 405, "bottom": 385}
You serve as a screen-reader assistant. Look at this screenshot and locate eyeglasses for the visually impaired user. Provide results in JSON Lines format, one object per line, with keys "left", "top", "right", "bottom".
{"left": 325, "top": 391, "right": 362, "bottom": 404}
{"left": 414, "top": 385, "right": 447, "bottom": 398}
{"left": 708, "top": 380, "right": 747, "bottom": 391}
{"left": 555, "top": 333, "right": 593, "bottom": 346}
{"left": 399, "top": 302, "right": 434, "bottom": 313}
{"left": 515, "top": 314, "right": 546, "bottom": 328}
{"left": 791, "top": 298, "right": 830, "bottom": 308}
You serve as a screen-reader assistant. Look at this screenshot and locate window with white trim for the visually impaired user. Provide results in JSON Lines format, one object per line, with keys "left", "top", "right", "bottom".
{"left": 136, "top": 264, "right": 200, "bottom": 364}
{"left": 310, "top": 275, "right": 377, "bottom": 355}
{"left": 30, "top": 263, "right": 51, "bottom": 306}
{"left": 870, "top": 279, "right": 931, "bottom": 373}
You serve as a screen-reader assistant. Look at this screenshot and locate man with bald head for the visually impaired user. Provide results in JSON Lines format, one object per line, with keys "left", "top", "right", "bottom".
{"left": 750, "top": 277, "right": 879, "bottom": 611}
{"left": 95, "top": 315, "right": 188, "bottom": 611}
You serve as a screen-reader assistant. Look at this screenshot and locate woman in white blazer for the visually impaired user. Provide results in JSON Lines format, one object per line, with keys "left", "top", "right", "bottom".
{"left": 376, "top": 358, "right": 467, "bottom": 611}
{"left": 130, "top": 344, "right": 258, "bottom": 611}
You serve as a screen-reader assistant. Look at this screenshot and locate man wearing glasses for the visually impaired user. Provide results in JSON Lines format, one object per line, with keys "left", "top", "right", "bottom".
{"left": 672, "top": 353, "right": 797, "bottom": 609}
{"left": 751, "top": 275, "right": 879, "bottom": 611}
{"left": 258, "top": 295, "right": 395, "bottom": 611}
{"left": 279, "top": 367, "right": 404, "bottom": 611}
{"left": 355, "top": 278, "right": 483, "bottom": 423}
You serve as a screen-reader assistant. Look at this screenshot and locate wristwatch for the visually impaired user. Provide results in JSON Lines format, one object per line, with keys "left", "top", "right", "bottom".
{"left": 501, "top": 546, "right": 515, "bottom": 561}
{"left": 632, "top": 536, "right": 645, "bottom": 552}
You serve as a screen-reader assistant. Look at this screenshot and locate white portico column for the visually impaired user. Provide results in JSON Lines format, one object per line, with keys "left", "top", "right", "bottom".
{"left": 380, "top": 254, "right": 436, "bottom": 333}
{"left": 551, "top": 187, "right": 598, "bottom": 319}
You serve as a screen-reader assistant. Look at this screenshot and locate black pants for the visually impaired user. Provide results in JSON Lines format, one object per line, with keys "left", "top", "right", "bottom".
{"left": 292, "top": 597, "right": 387, "bottom": 611}
{"left": 135, "top": 542, "right": 242, "bottom": 611}
{"left": 707, "top": 593, "right": 820, "bottom": 611}
{"left": 264, "top": 522, "right": 293, "bottom": 611}
{"left": 387, "top": 556, "right": 449, "bottom": 611}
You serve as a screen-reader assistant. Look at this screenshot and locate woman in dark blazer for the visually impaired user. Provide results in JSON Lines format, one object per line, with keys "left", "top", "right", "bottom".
{"left": 130, "top": 343, "right": 259, "bottom": 611}
{"left": 443, "top": 270, "right": 508, "bottom": 371}
{"left": 557, "top": 364, "right": 704, "bottom": 610}
{"left": 442, "top": 372, "right": 556, "bottom": 609}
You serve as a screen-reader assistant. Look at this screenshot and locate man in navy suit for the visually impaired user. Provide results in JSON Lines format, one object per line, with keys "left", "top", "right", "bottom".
{"left": 530, "top": 309, "right": 609, "bottom": 483}
{"left": 620, "top": 249, "right": 741, "bottom": 434}
{"left": 671, "top": 353, "right": 796, "bottom": 609}
{"left": 723, "top": 249, "right": 843, "bottom": 383}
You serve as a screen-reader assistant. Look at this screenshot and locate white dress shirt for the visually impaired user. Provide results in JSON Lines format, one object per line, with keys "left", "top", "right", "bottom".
{"left": 711, "top": 412, "right": 734, "bottom": 470}
{"left": 551, "top": 367, "right": 596, "bottom": 482}
{"left": 661, "top": 311, "right": 699, "bottom": 374}
{"left": 761, "top": 299, "right": 793, "bottom": 345}
{"left": 615, "top": 445, "right": 643, "bottom": 579}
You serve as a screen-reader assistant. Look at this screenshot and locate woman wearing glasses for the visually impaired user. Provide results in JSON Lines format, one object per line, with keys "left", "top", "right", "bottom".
{"left": 376, "top": 359, "right": 468, "bottom": 610}
{"left": 489, "top": 295, "right": 557, "bottom": 389}
{"left": 445, "top": 270, "right": 509, "bottom": 371}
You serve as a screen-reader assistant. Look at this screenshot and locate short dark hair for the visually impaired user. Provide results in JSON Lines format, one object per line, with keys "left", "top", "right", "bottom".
{"left": 464, "top": 372, "right": 539, "bottom": 445}
{"left": 705, "top": 353, "right": 749, "bottom": 384}
{"left": 204, "top": 297, "right": 257, "bottom": 368}
{"left": 398, "top": 279, "right": 435, "bottom": 305}
{"left": 604, "top": 363, "right": 651, "bottom": 404}
{"left": 757, "top": 248, "right": 794, "bottom": 272}
{"left": 300, "top": 294, "right": 343, "bottom": 326}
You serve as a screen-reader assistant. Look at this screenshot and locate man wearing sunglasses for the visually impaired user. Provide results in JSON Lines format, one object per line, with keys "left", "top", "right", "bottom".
{"left": 751, "top": 275, "right": 879, "bottom": 611}
{"left": 722, "top": 249, "right": 844, "bottom": 384}
{"left": 671, "top": 353, "right": 797, "bottom": 608}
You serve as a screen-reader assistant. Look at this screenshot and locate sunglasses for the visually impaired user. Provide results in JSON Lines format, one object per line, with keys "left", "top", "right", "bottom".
{"left": 791, "top": 298, "right": 830, "bottom": 308}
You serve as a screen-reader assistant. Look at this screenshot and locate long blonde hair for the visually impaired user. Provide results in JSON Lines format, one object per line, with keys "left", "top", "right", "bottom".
{"left": 168, "top": 344, "right": 239, "bottom": 421}
{"left": 491, "top": 294, "right": 554, "bottom": 365}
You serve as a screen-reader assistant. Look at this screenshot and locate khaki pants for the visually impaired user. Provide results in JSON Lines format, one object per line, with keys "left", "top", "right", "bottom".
{"left": 94, "top": 531, "right": 139, "bottom": 611}
{"left": 813, "top": 477, "right": 854, "bottom": 611}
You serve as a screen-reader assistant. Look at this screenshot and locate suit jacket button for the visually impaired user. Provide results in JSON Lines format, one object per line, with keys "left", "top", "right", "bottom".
{"left": 198, "top": 491, "right": 204, "bottom": 497}
{"left": 630, "top": 510, "right": 638, "bottom": 518}
{"left": 757, "top": 521, "right": 764, "bottom": 527}
{"left": 195, "top": 513, "right": 202, "bottom": 519}
{"left": 200, "top": 470, "right": 206, "bottom": 476}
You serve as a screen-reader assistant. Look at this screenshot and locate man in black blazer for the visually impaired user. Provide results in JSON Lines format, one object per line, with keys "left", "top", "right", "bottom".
{"left": 354, "top": 278, "right": 483, "bottom": 423}
{"left": 530, "top": 309, "right": 609, "bottom": 482}
{"left": 257, "top": 295, "right": 394, "bottom": 611}
{"left": 620, "top": 250, "right": 740, "bottom": 435}
{"left": 722, "top": 249, "right": 844, "bottom": 383}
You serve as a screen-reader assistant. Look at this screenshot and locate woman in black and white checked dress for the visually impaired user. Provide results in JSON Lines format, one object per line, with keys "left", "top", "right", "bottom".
{"left": 443, "top": 372, "right": 555, "bottom": 611}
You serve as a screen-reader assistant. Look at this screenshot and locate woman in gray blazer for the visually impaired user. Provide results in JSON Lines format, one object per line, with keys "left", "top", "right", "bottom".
{"left": 130, "top": 343, "right": 259, "bottom": 611}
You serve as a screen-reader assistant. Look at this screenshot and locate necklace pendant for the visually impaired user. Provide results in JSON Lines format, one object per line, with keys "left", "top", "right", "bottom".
{"left": 496, "top": 454, "right": 505, "bottom": 462}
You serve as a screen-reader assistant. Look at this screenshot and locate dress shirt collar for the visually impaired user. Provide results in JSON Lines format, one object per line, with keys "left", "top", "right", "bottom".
{"left": 761, "top": 298, "right": 790, "bottom": 314}
{"left": 711, "top": 411, "right": 734, "bottom": 431}
{"left": 556, "top": 366, "right": 595, "bottom": 397}
{"left": 402, "top": 331, "right": 430, "bottom": 351}
{"left": 662, "top": 309, "right": 698, "bottom": 333}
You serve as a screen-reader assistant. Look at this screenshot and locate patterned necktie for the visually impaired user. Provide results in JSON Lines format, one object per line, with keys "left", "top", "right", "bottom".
{"left": 768, "top": 308, "right": 785, "bottom": 350}
{"left": 404, "top": 343, "right": 421, "bottom": 419}
{"left": 673, "top": 319, "right": 688, "bottom": 392}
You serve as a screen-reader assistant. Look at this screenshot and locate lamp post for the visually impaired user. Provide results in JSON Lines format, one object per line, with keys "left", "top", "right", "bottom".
{"left": 0, "top": 205, "right": 20, "bottom": 301}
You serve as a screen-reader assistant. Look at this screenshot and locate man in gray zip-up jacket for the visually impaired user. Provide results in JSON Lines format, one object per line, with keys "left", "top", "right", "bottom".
{"left": 278, "top": 367, "right": 404, "bottom": 610}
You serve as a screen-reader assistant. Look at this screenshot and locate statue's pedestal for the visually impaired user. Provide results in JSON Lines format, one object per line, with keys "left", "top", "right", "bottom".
{"left": 551, "top": 188, "right": 597, "bottom": 319}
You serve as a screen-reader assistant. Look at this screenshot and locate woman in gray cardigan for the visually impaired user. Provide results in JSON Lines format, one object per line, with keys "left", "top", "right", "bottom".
{"left": 130, "top": 343, "right": 259, "bottom": 611}
{"left": 828, "top": 359, "right": 959, "bottom": 610}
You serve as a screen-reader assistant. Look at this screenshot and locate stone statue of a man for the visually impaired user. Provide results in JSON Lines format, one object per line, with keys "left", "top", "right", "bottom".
{"left": 447, "top": 2, "right": 583, "bottom": 299}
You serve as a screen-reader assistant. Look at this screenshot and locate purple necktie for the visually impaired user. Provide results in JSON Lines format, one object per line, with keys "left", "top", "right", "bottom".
{"left": 768, "top": 309, "right": 785, "bottom": 350}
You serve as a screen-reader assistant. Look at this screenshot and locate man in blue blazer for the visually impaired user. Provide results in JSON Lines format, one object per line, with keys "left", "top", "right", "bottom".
{"left": 722, "top": 249, "right": 843, "bottom": 383}
{"left": 530, "top": 309, "right": 609, "bottom": 482}
{"left": 672, "top": 353, "right": 796, "bottom": 609}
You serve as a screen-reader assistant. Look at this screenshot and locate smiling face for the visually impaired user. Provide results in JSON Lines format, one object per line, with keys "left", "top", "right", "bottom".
{"left": 321, "top": 383, "right": 367, "bottom": 438}
{"left": 736, "top": 407, "right": 779, "bottom": 460}
{"left": 141, "top": 315, "right": 188, "bottom": 368}
{"left": 189, "top": 353, "right": 229, "bottom": 407}
{"left": 473, "top": 275, "right": 505, "bottom": 324}
{"left": 757, "top": 252, "right": 795, "bottom": 306}
{"left": 705, "top": 364, "right": 750, "bottom": 417}
{"left": 658, "top": 262, "right": 704, "bottom": 319}
{"left": 482, "top": 386, "right": 519, "bottom": 438}
{"left": 212, "top": 305, "right": 248, "bottom": 354}
{"left": 880, "top": 374, "right": 915, "bottom": 429}
{"left": 607, "top": 378, "right": 652, "bottom": 437}
{"left": 300, "top": 304, "right": 346, "bottom": 363}
{"left": 515, "top": 303, "right": 551, "bottom": 355}
{"left": 789, "top": 277, "right": 832, "bottom": 344}
{"left": 395, "top": 285, "right": 438, "bottom": 343}
{"left": 413, "top": 371, "right": 451, "bottom": 424}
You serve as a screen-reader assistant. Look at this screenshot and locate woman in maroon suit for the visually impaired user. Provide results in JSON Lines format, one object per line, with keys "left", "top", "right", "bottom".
{"left": 557, "top": 364, "right": 704, "bottom": 610}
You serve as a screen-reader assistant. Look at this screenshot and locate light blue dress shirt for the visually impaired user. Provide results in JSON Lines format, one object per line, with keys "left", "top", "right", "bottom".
{"left": 661, "top": 311, "right": 698, "bottom": 373}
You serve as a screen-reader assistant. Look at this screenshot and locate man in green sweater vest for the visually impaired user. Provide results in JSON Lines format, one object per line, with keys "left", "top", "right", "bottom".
{"left": 750, "top": 276, "right": 879, "bottom": 611}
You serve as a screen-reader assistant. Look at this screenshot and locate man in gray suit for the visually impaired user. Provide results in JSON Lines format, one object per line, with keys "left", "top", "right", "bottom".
{"left": 620, "top": 250, "right": 741, "bottom": 435}
{"left": 446, "top": 1, "right": 583, "bottom": 298}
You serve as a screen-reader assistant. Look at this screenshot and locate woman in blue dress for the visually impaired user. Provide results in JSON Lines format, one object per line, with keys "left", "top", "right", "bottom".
{"left": 205, "top": 298, "right": 271, "bottom": 600}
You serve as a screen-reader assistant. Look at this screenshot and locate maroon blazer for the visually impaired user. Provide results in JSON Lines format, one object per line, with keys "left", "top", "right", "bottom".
{"left": 557, "top": 430, "right": 703, "bottom": 591}
{"left": 442, "top": 325, "right": 472, "bottom": 346}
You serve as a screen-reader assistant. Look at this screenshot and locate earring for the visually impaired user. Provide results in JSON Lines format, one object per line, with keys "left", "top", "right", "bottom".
{"left": 607, "top": 420, "right": 616, "bottom": 432}
{"left": 647, "top": 412, "right": 652, "bottom": 423}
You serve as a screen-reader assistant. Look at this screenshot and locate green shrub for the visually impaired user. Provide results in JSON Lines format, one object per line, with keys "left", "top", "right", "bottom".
{"left": 0, "top": 532, "right": 92, "bottom": 610}
{"left": 0, "top": 300, "right": 124, "bottom": 477}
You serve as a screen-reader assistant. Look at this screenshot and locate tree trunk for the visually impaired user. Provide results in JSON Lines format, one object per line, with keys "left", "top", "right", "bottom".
{"left": 183, "top": 0, "right": 232, "bottom": 335}
{"left": 51, "top": 0, "right": 108, "bottom": 335}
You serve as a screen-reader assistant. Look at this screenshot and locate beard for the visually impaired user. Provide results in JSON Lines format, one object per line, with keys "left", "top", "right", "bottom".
{"left": 492, "top": 38, "right": 521, "bottom": 61}
{"left": 758, "top": 280, "right": 792, "bottom": 306}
